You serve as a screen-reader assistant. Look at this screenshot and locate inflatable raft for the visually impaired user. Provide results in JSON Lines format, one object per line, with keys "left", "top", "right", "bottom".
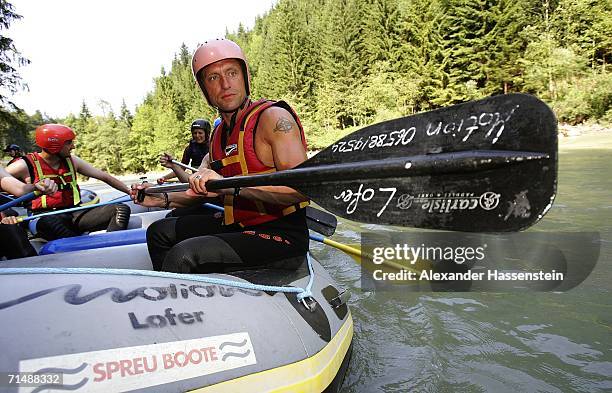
{"left": 34, "top": 210, "right": 169, "bottom": 255}
{"left": 0, "top": 243, "right": 353, "bottom": 392}
{"left": 34, "top": 205, "right": 336, "bottom": 256}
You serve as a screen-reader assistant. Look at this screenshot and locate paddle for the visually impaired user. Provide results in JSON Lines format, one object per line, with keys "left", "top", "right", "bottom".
{"left": 308, "top": 233, "right": 423, "bottom": 273}
{"left": 0, "top": 191, "right": 40, "bottom": 213}
{"left": 170, "top": 159, "right": 198, "bottom": 172}
{"left": 304, "top": 205, "right": 337, "bottom": 236}
{"left": 17, "top": 195, "right": 132, "bottom": 222}
{"left": 143, "top": 94, "right": 557, "bottom": 232}
{"left": 198, "top": 202, "right": 366, "bottom": 268}
{"left": 0, "top": 192, "right": 15, "bottom": 201}
{"left": 309, "top": 233, "right": 361, "bottom": 261}
{"left": 167, "top": 156, "right": 339, "bottom": 235}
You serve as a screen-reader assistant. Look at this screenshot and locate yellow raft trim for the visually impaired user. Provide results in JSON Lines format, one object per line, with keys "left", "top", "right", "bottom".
{"left": 190, "top": 312, "right": 353, "bottom": 393}
{"left": 81, "top": 194, "right": 100, "bottom": 206}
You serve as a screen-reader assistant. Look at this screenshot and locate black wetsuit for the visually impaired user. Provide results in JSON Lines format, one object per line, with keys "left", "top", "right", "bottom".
{"left": 35, "top": 204, "right": 130, "bottom": 241}
{"left": 146, "top": 209, "right": 309, "bottom": 273}
{"left": 0, "top": 224, "right": 36, "bottom": 259}
{"left": 181, "top": 141, "right": 209, "bottom": 168}
{"left": 165, "top": 203, "right": 216, "bottom": 218}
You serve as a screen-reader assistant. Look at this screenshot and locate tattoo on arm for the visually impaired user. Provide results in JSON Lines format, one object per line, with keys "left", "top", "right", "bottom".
{"left": 273, "top": 117, "right": 293, "bottom": 133}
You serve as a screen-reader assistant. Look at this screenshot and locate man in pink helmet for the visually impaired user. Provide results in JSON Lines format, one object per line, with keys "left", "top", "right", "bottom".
{"left": 7, "top": 124, "right": 132, "bottom": 240}
{"left": 132, "top": 38, "right": 310, "bottom": 273}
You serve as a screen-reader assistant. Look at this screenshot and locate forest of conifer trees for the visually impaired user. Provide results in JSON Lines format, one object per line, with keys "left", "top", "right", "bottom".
{"left": 2, "top": 0, "right": 610, "bottom": 174}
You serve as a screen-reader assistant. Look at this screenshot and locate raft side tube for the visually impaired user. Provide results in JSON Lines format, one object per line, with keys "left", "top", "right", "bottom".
{"left": 0, "top": 251, "right": 352, "bottom": 392}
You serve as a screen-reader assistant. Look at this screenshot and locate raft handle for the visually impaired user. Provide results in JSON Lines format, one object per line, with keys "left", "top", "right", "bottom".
{"left": 300, "top": 296, "right": 318, "bottom": 312}
{"left": 329, "top": 290, "right": 350, "bottom": 309}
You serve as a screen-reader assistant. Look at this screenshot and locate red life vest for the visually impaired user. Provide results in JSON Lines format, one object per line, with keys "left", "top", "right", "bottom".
{"left": 24, "top": 152, "right": 81, "bottom": 211}
{"left": 209, "top": 99, "right": 309, "bottom": 227}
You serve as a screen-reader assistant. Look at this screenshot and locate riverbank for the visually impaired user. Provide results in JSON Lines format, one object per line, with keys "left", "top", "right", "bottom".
{"left": 305, "top": 123, "right": 612, "bottom": 156}
{"left": 558, "top": 123, "right": 612, "bottom": 150}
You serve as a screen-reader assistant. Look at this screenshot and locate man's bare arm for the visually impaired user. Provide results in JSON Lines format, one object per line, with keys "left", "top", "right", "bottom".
{"left": 1, "top": 167, "right": 57, "bottom": 197}
{"left": 1, "top": 167, "right": 33, "bottom": 196}
{"left": 5, "top": 159, "right": 31, "bottom": 183}
{"left": 172, "top": 166, "right": 191, "bottom": 183}
{"left": 72, "top": 156, "right": 130, "bottom": 194}
{"left": 129, "top": 183, "right": 210, "bottom": 209}
{"left": 237, "top": 106, "right": 308, "bottom": 205}
{"left": 198, "top": 153, "right": 211, "bottom": 170}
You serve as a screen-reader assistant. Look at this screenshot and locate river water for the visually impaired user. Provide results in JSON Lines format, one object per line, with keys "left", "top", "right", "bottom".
{"left": 308, "top": 133, "right": 612, "bottom": 392}
{"left": 87, "top": 133, "right": 612, "bottom": 392}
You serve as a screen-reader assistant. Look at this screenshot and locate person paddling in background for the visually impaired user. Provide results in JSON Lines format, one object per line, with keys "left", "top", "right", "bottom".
{"left": 1, "top": 167, "right": 57, "bottom": 259}
{"left": 3, "top": 144, "right": 24, "bottom": 166}
{"left": 1, "top": 144, "right": 25, "bottom": 207}
{"left": 156, "top": 119, "right": 211, "bottom": 184}
{"left": 132, "top": 38, "right": 309, "bottom": 273}
{"left": 6, "top": 124, "right": 131, "bottom": 241}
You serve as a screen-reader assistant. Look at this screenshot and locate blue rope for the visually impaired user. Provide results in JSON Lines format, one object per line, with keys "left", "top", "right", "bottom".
{"left": 0, "top": 254, "right": 316, "bottom": 297}
{"left": 297, "top": 253, "right": 315, "bottom": 302}
{"left": 199, "top": 202, "right": 316, "bottom": 300}
{"left": 2, "top": 197, "right": 318, "bottom": 303}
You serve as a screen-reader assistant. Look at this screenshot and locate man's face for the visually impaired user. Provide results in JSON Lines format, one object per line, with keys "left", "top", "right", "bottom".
{"left": 7, "top": 149, "right": 18, "bottom": 157}
{"left": 58, "top": 139, "right": 75, "bottom": 158}
{"left": 202, "top": 59, "right": 246, "bottom": 112}
{"left": 192, "top": 129, "right": 207, "bottom": 144}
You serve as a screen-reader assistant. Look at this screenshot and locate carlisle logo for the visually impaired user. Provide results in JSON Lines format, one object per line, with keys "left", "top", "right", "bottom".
{"left": 397, "top": 191, "right": 501, "bottom": 213}
{"left": 48, "top": 137, "right": 59, "bottom": 143}
{"left": 225, "top": 144, "right": 238, "bottom": 156}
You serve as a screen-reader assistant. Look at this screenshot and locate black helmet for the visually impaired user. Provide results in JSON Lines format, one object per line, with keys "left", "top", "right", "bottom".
{"left": 190, "top": 119, "right": 211, "bottom": 133}
{"left": 3, "top": 144, "right": 21, "bottom": 152}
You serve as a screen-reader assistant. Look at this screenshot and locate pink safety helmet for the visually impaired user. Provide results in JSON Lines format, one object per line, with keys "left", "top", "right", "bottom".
{"left": 191, "top": 38, "right": 251, "bottom": 107}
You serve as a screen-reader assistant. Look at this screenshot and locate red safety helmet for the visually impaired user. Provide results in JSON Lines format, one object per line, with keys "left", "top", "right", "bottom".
{"left": 191, "top": 38, "right": 251, "bottom": 107}
{"left": 35, "top": 124, "right": 76, "bottom": 154}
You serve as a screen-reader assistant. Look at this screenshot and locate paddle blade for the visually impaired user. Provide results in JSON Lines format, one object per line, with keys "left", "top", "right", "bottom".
{"left": 297, "top": 94, "right": 557, "bottom": 232}
{"left": 305, "top": 206, "right": 337, "bottom": 236}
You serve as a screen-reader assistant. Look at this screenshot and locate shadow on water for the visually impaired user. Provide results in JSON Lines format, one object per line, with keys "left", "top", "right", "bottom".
{"left": 310, "top": 142, "right": 612, "bottom": 392}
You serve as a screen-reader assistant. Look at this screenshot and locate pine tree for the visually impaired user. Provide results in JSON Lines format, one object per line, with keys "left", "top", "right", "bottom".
{"left": 354, "top": 0, "right": 406, "bottom": 121}
{"left": 316, "top": 0, "right": 367, "bottom": 129}
{"left": 252, "top": 0, "right": 320, "bottom": 106}
{"left": 125, "top": 96, "right": 157, "bottom": 172}
{"left": 0, "top": 0, "right": 29, "bottom": 110}
{"left": 119, "top": 99, "right": 133, "bottom": 128}
{"left": 362, "top": 0, "right": 404, "bottom": 70}
{"left": 397, "top": 0, "right": 448, "bottom": 110}
{"left": 552, "top": 0, "right": 611, "bottom": 70}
